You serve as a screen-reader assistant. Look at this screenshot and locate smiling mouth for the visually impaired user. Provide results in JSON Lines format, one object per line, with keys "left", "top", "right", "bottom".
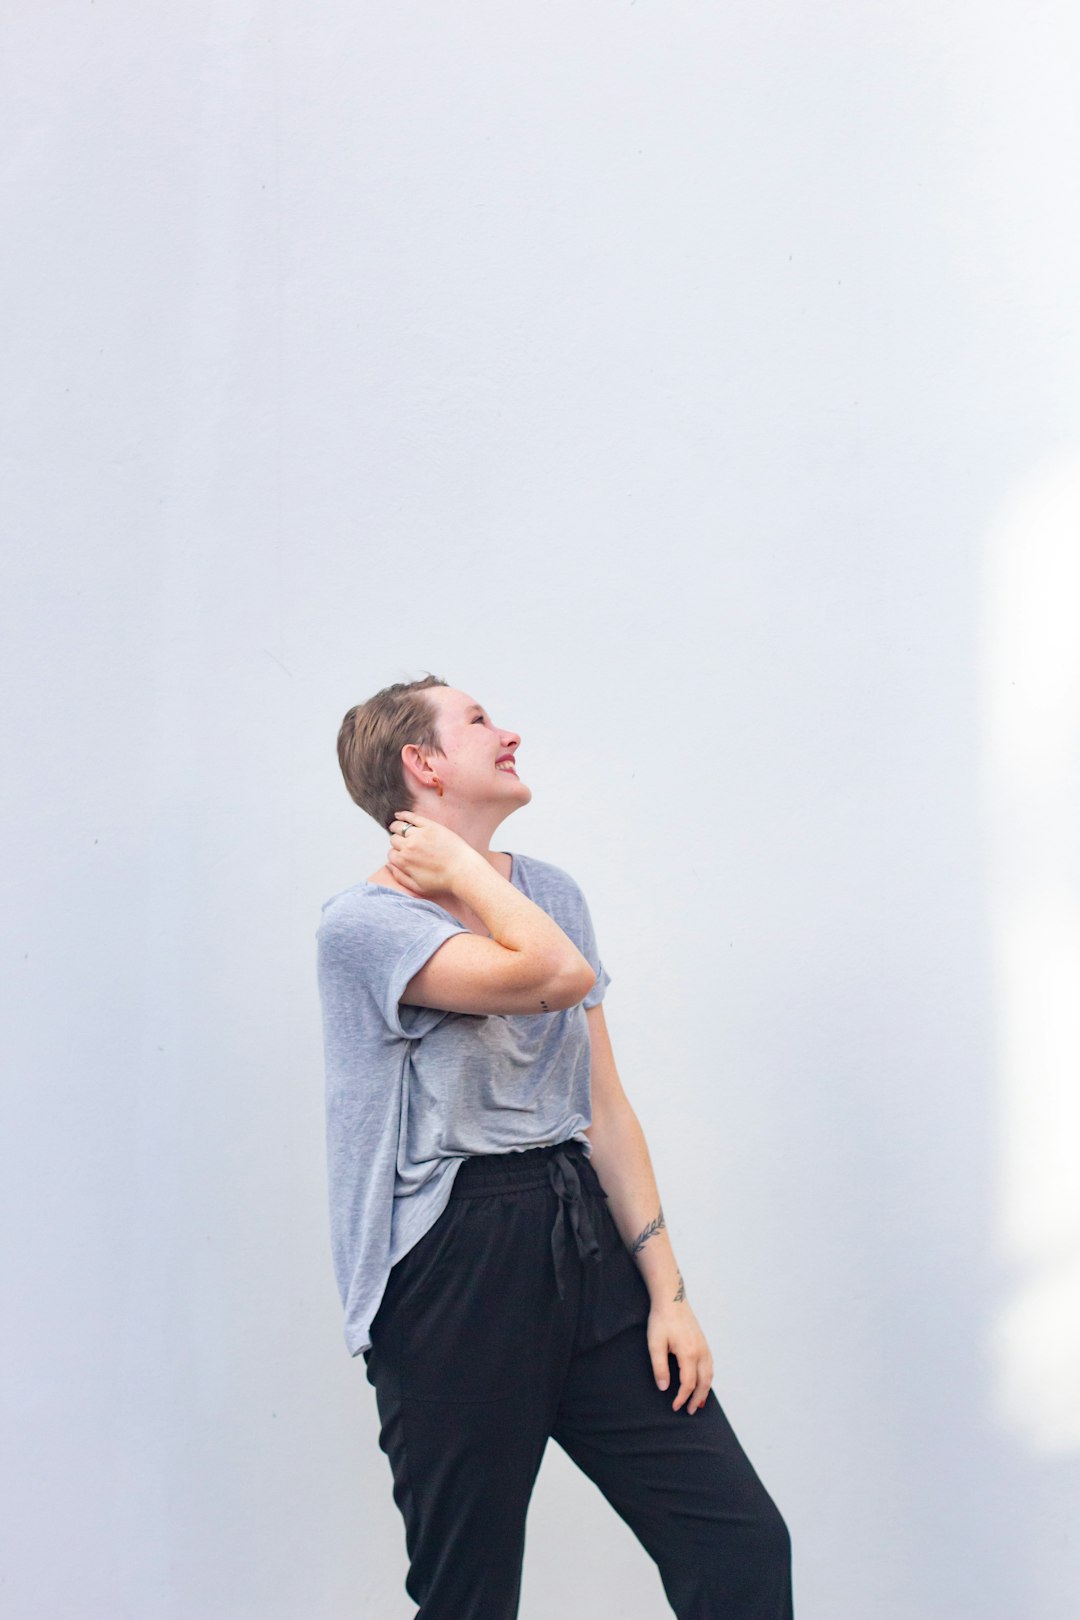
{"left": 495, "top": 762, "right": 518, "bottom": 776}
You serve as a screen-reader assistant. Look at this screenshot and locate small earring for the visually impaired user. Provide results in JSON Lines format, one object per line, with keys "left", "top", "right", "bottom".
{"left": 433, "top": 776, "right": 444, "bottom": 797}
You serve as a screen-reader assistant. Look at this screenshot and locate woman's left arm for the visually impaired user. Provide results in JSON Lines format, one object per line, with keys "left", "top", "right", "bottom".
{"left": 583, "top": 1003, "right": 714, "bottom": 1415}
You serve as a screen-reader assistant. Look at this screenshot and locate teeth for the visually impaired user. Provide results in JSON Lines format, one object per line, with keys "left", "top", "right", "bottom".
{"left": 496, "top": 761, "right": 515, "bottom": 771}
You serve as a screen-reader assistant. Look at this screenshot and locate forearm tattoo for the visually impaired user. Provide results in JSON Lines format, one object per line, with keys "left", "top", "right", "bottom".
{"left": 539, "top": 999, "right": 550, "bottom": 1011}
{"left": 631, "top": 1205, "right": 666, "bottom": 1256}
{"left": 631, "top": 1206, "right": 687, "bottom": 1304}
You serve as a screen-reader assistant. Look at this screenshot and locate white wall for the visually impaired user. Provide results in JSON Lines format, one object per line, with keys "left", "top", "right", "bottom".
{"left": 3, "top": 4, "right": 1079, "bottom": 1616}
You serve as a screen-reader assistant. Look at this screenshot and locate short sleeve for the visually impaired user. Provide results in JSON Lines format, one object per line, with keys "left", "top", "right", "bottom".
{"left": 577, "top": 888, "right": 612, "bottom": 1009}
{"left": 319, "top": 892, "right": 471, "bottom": 1042}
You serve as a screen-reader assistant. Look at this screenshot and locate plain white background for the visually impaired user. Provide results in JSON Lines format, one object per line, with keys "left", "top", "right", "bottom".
{"left": 3, "top": 4, "right": 1079, "bottom": 1617}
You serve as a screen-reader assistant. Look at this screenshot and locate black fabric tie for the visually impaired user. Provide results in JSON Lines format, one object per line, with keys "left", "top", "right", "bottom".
{"left": 546, "top": 1147, "right": 603, "bottom": 1300}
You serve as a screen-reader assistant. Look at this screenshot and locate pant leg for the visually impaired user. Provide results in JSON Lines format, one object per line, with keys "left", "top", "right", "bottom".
{"left": 554, "top": 1218, "right": 794, "bottom": 1620}
{"left": 364, "top": 1344, "right": 548, "bottom": 1620}
{"left": 363, "top": 1173, "right": 577, "bottom": 1620}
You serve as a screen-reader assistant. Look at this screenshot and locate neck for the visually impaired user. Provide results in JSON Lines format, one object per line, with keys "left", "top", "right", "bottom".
{"left": 370, "top": 804, "right": 514, "bottom": 897}
{"left": 412, "top": 797, "right": 513, "bottom": 867}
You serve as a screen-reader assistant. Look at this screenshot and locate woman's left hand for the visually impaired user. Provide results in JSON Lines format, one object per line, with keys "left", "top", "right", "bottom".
{"left": 646, "top": 1299, "right": 714, "bottom": 1414}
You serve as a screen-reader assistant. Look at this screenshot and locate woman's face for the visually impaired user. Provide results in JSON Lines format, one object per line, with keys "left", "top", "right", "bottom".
{"left": 425, "top": 686, "right": 530, "bottom": 811}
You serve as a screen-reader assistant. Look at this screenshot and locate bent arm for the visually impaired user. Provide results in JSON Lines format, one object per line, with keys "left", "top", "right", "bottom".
{"left": 583, "top": 1003, "right": 686, "bottom": 1306}
{"left": 401, "top": 857, "right": 596, "bottom": 1017}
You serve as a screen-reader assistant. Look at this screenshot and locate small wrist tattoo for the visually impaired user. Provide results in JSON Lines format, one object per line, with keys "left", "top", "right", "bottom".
{"left": 673, "top": 1270, "right": 686, "bottom": 1303}
{"left": 539, "top": 998, "right": 550, "bottom": 1011}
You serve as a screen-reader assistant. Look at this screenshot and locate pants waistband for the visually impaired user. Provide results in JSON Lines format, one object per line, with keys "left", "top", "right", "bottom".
{"left": 449, "top": 1139, "right": 606, "bottom": 1301}
{"left": 448, "top": 1138, "right": 601, "bottom": 1198}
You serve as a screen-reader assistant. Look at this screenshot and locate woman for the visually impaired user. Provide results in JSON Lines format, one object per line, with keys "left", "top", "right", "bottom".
{"left": 316, "top": 674, "right": 793, "bottom": 1619}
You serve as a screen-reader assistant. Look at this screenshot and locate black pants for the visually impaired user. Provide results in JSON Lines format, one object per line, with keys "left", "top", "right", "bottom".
{"left": 363, "top": 1139, "right": 793, "bottom": 1619}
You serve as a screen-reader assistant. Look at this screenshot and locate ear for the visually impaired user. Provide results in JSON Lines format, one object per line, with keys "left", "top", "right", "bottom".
{"left": 401, "top": 743, "right": 440, "bottom": 797}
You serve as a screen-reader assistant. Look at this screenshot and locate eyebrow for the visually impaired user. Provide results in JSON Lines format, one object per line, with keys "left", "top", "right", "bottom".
{"left": 464, "top": 704, "right": 485, "bottom": 717}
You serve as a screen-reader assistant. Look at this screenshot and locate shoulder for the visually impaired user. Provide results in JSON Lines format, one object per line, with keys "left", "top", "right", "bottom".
{"left": 316, "top": 883, "right": 463, "bottom": 953}
{"left": 511, "top": 852, "right": 589, "bottom": 907}
{"left": 513, "top": 850, "right": 573, "bottom": 884}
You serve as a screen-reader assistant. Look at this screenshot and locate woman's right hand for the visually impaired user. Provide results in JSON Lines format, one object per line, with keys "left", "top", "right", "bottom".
{"left": 386, "top": 811, "right": 480, "bottom": 898}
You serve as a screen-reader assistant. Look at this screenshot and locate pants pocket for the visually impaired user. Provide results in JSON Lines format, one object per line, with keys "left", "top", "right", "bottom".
{"left": 400, "top": 1189, "right": 560, "bottom": 1404}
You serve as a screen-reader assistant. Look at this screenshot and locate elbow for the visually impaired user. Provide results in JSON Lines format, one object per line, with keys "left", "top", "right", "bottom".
{"left": 542, "top": 952, "right": 598, "bottom": 1011}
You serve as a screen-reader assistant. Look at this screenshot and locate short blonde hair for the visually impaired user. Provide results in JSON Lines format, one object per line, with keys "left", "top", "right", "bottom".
{"left": 336, "top": 673, "right": 448, "bottom": 831}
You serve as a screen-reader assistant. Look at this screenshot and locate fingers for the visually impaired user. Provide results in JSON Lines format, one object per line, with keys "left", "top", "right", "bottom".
{"left": 674, "top": 1358, "right": 715, "bottom": 1414}
{"left": 687, "top": 1364, "right": 714, "bottom": 1415}
{"left": 650, "top": 1348, "right": 698, "bottom": 1414}
{"left": 670, "top": 1358, "right": 697, "bottom": 1413}
{"left": 651, "top": 1342, "right": 713, "bottom": 1415}
{"left": 387, "top": 812, "right": 425, "bottom": 890}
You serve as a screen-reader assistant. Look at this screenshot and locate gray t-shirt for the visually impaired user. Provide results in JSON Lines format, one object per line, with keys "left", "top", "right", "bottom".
{"left": 315, "top": 851, "right": 612, "bottom": 1357}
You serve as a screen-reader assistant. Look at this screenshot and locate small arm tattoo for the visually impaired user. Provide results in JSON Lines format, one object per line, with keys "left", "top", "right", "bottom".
{"left": 539, "top": 998, "right": 550, "bottom": 1011}
{"left": 673, "top": 1270, "right": 686, "bottom": 1303}
{"left": 631, "top": 1205, "right": 666, "bottom": 1256}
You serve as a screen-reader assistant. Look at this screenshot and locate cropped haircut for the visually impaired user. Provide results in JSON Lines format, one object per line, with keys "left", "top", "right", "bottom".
{"left": 336, "top": 673, "right": 448, "bottom": 832}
